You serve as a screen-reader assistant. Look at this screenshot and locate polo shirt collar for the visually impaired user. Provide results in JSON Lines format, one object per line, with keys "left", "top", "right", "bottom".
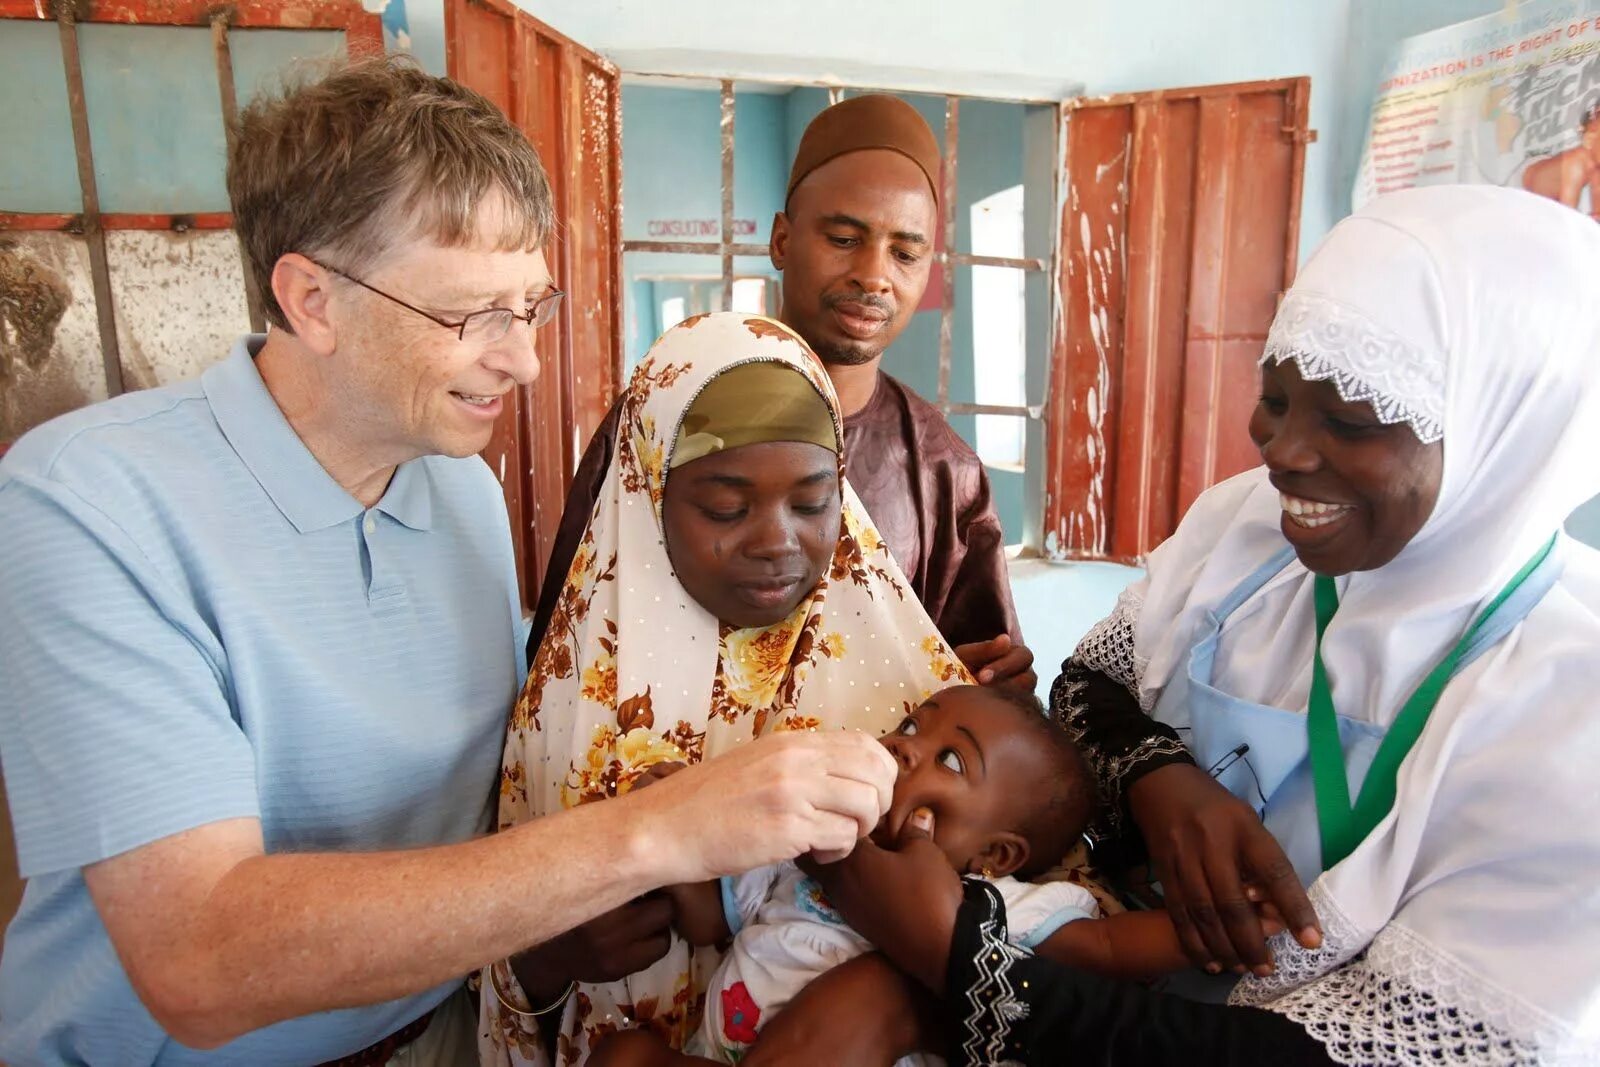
{"left": 376, "top": 458, "right": 434, "bottom": 531}
{"left": 202, "top": 337, "right": 377, "bottom": 534}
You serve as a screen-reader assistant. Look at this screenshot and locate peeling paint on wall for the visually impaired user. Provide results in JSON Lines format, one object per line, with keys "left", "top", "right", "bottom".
{"left": 0, "top": 244, "right": 68, "bottom": 372}
{"left": 107, "top": 230, "right": 251, "bottom": 390}
{"left": 0, "top": 234, "right": 108, "bottom": 442}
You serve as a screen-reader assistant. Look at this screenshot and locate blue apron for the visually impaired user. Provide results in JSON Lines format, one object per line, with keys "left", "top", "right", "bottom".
{"left": 1150, "top": 542, "right": 1564, "bottom": 887}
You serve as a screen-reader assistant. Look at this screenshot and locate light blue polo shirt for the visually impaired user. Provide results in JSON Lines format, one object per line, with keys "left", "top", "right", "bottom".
{"left": 0, "top": 337, "right": 525, "bottom": 1066}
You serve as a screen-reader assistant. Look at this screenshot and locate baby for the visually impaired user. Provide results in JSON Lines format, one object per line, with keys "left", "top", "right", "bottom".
{"left": 593, "top": 684, "right": 1227, "bottom": 1066}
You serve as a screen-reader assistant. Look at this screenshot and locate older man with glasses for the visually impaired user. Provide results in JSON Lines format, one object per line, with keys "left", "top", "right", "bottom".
{"left": 0, "top": 58, "right": 896, "bottom": 1067}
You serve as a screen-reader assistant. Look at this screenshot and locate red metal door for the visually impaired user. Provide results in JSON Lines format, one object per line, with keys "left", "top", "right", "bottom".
{"left": 446, "top": 0, "right": 622, "bottom": 609}
{"left": 1045, "top": 78, "right": 1311, "bottom": 563}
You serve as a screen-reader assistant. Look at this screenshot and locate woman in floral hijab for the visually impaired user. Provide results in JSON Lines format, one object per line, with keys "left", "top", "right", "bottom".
{"left": 481, "top": 312, "right": 971, "bottom": 1065}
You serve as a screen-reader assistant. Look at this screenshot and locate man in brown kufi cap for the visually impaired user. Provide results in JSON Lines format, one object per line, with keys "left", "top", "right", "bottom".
{"left": 531, "top": 94, "right": 1032, "bottom": 686}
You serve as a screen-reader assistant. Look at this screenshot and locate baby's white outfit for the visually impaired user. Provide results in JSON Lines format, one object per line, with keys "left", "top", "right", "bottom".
{"left": 689, "top": 860, "right": 1098, "bottom": 1064}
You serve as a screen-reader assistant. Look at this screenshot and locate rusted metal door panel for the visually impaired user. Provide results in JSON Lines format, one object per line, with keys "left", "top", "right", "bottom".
{"left": 519, "top": 30, "right": 571, "bottom": 605}
{"left": 1046, "top": 77, "right": 1310, "bottom": 564}
{"left": 451, "top": 0, "right": 514, "bottom": 111}
{"left": 1179, "top": 88, "right": 1298, "bottom": 519}
{"left": 446, "top": 0, "right": 622, "bottom": 609}
{"left": 562, "top": 54, "right": 621, "bottom": 444}
{"left": 1045, "top": 102, "right": 1130, "bottom": 560}
{"left": 1110, "top": 97, "right": 1198, "bottom": 560}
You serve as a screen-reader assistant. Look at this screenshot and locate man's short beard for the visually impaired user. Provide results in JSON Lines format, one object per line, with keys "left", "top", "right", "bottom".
{"left": 812, "top": 339, "right": 882, "bottom": 367}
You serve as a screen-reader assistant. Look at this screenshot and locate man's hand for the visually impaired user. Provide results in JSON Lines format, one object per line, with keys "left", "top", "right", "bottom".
{"left": 953, "top": 633, "right": 1037, "bottom": 691}
{"left": 628, "top": 730, "right": 896, "bottom": 884}
{"left": 1127, "top": 763, "right": 1321, "bottom": 976}
{"left": 511, "top": 894, "right": 675, "bottom": 1003}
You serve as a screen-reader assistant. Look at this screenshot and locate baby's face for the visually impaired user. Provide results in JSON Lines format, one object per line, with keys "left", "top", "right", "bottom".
{"left": 873, "top": 685, "right": 1053, "bottom": 875}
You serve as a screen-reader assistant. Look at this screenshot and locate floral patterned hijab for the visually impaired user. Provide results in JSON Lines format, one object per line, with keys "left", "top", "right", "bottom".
{"left": 482, "top": 312, "right": 970, "bottom": 1065}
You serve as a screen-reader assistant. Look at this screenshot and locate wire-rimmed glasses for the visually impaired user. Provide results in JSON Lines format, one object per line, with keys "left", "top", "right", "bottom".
{"left": 320, "top": 262, "right": 564, "bottom": 342}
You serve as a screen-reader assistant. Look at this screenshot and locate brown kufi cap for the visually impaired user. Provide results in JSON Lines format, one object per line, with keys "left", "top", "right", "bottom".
{"left": 786, "top": 94, "right": 940, "bottom": 208}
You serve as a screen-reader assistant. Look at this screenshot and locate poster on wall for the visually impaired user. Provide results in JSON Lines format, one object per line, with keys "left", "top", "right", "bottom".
{"left": 1354, "top": 0, "right": 1600, "bottom": 219}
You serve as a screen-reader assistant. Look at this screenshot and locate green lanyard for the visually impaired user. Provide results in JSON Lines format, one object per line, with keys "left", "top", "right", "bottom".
{"left": 1308, "top": 534, "right": 1556, "bottom": 870}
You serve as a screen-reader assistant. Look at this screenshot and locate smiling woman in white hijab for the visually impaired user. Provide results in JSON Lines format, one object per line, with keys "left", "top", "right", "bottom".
{"left": 994, "top": 185, "right": 1600, "bottom": 1065}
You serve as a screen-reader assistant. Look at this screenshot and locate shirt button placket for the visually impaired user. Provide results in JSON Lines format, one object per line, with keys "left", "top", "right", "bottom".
{"left": 363, "top": 511, "right": 408, "bottom": 609}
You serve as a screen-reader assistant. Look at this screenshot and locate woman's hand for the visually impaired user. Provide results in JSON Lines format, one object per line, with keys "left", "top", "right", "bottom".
{"left": 1127, "top": 763, "right": 1321, "bottom": 976}
{"left": 628, "top": 760, "right": 687, "bottom": 793}
{"left": 510, "top": 893, "right": 675, "bottom": 1004}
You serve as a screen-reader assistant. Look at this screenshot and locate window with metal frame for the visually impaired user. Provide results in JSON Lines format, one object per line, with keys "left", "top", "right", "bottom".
{"left": 0, "top": 0, "right": 380, "bottom": 424}
{"left": 617, "top": 80, "right": 1057, "bottom": 548}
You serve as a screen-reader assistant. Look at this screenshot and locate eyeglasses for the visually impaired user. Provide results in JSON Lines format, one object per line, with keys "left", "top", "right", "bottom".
{"left": 1206, "top": 742, "right": 1269, "bottom": 809}
{"left": 319, "top": 262, "right": 565, "bottom": 342}
{"left": 1173, "top": 727, "right": 1271, "bottom": 809}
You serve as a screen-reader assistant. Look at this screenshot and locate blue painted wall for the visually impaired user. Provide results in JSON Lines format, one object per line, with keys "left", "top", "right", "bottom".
{"left": 0, "top": 26, "right": 343, "bottom": 214}
{"left": 1570, "top": 494, "right": 1600, "bottom": 545}
{"left": 0, "top": 23, "right": 79, "bottom": 213}
{"left": 621, "top": 86, "right": 789, "bottom": 366}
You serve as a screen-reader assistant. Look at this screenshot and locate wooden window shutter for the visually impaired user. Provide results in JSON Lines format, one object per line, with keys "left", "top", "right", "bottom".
{"left": 1045, "top": 77, "right": 1311, "bottom": 563}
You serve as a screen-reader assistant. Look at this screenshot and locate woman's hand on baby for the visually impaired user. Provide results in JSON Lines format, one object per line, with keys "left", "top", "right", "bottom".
{"left": 627, "top": 761, "right": 687, "bottom": 792}
{"left": 1127, "top": 763, "right": 1321, "bottom": 977}
{"left": 511, "top": 893, "right": 675, "bottom": 998}
{"left": 628, "top": 730, "right": 896, "bottom": 884}
{"left": 954, "top": 633, "right": 1038, "bottom": 691}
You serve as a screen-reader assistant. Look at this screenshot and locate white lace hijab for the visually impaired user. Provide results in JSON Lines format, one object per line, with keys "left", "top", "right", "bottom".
{"left": 1126, "top": 187, "right": 1600, "bottom": 1063}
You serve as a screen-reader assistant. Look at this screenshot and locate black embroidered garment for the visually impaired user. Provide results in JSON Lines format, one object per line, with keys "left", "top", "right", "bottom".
{"left": 1047, "top": 590, "right": 1193, "bottom": 860}
{"left": 943, "top": 878, "right": 1333, "bottom": 1066}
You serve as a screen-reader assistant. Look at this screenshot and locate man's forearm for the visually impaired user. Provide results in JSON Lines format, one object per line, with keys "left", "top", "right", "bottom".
{"left": 102, "top": 799, "right": 671, "bottom": 1048}
{"left": 96, "top": 727, "right": 897, "bottom": 1049}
